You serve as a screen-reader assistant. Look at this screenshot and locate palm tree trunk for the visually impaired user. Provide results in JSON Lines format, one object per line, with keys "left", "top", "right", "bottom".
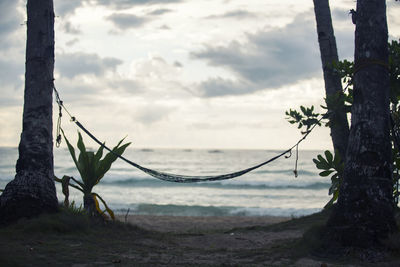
{"left": 313, "top": 0, "right": 350, "bottom": 160}
{"left": 325, "top": 0, "right": 397, "bottom": 250}
{"left": 0, "top": 0, "right": 58, "bottom": 224}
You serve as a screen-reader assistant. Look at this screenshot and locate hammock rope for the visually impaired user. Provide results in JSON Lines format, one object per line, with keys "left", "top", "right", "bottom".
{"left": 53, "top": 86, "right": 321, "bottom": 183}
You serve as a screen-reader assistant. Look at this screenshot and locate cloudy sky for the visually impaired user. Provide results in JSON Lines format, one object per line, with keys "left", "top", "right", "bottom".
{"left": 1, "top": 0, "right": 399, "bottom": 150}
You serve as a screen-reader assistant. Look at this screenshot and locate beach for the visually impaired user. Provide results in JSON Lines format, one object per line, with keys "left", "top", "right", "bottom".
{"left": 117, "top": 214, "right": 290, "bottom": 233}
{"left": 113, "top": 214, "right": 316, "bottom": 266}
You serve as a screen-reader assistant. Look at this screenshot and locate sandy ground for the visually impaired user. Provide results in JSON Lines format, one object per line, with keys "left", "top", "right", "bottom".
{"left": 111, "top": 215, "right": 324, "bottom": 266}
{"left": 111, "top": 215, "right": 398, "bottom": 266}
{"left": 116, "top": 214, "right": 290, "bottom": 233}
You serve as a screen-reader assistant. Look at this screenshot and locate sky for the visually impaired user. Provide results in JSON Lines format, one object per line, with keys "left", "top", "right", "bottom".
{"left": 1, "top": 0, "right": 399, "bottom": 150}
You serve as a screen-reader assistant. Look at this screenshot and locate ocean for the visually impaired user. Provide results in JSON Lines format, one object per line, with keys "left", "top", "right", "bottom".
{"left": 0, "top": 147, "right": 331, "bottom": 217}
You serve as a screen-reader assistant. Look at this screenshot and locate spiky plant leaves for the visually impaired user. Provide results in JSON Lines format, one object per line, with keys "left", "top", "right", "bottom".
{"left": 57, "top": 131, "right": 129, "bottom": 219}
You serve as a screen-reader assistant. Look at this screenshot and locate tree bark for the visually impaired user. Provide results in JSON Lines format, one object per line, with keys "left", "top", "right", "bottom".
{"left": 325, "top": 0, "right": 397, "bottom": 250}
{"left": 313, "top": 0, "right": 350, "bottom": 160}
{"left": 0, "top": 0, "right": 58, "bottom": 224}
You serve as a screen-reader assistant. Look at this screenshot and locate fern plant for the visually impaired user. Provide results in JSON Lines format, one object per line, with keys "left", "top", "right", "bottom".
{"left": 55, "top": 130, "right": 130, "bottom": 220}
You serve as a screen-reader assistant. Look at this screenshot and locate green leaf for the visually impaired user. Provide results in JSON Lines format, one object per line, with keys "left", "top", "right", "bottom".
{"left": 61, "top": 129, "right": 79, "bottom": 171}
{"left": 76, "top": 132, "right": 91, "bottom": 187}
{"left": 317, "top": 154, "right": 327, "bottom": 165}
{"left": 95, "top": 141, "right": 131, "bottom": 182}
{"left": 94, "top": 143, "right": 105, "bottom": 166}
{"left": 324, "top": 150, "right": 333, "bottom": 164}
{"left": 319, "top": 170, "right": 334, "bottom": 177}
{"left": 315, "top": 155, "right": 330, "bottom": 169}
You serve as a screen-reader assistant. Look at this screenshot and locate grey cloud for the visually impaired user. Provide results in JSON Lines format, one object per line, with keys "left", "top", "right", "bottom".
{"left": 173, "top": 61, "right": 183, "bottom": 68}
{"left": 135, "top": 105, "right": 175, "bottom": 125}
{"left": 107, "top": 79, "right": 143, "bottom": 95}
{"left": 329, "top": 8, "right": 355, "bottom": 60}
{"left": 66, "top": 38, "right": 79, "bottom": 47}
{"left": 197, "top": 77, "right": 253, "bottom": 97}
{"left": 335, "top": 28, "right": 354, "bottom": 60}
{"left": 206, "top": 10, "right": 257, "bottom": 20}
{"left": 148, "top": 8, "right": 173, "bottom": 16}
{"left": 107, "top": 13, "right": 150, "bottom": 30}
{"left": 159, "top": 24, "right": 171, "bottom": 30}
{"left": 0, "top": 96, "right": 22, "bottom": 108}
{"left": 54, "top": 0, "right": 83, "bottom": 16}
{"left": 0, "top": 1, "right": 23, "bottom": 47}
{"left": 56, "top": 52, "right": 123, "bottom": 78}
{"left": 0, "top": 58, "right": 24, "bottom": 90}
{"left": 331, "top": 8, "right": 352, "bottom": 22}
{"left": 94, "top": 0, "right": 182, "bottom": 10}
{"left": 63, "top": 21, "right": 81, "bottom": 34}
{"left": 192, "top": 13, "right": 321, "bottom": 97}
{"left": 54, "top": 0, "right": 181, "bottom": 16}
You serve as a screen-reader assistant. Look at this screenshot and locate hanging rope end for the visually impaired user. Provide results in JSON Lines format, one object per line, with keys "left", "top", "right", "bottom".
{"left": 56, "top": 134, "right": 62, "bottom": 147}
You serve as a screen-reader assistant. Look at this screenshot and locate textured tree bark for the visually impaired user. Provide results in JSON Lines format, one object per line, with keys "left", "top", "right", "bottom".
{"left": 325, "top": 0, "right": 397, "bottom": 250}
{"left": 0, "top": 0, "right": 58, "bottom": 224}
{"left": 313, "top": 0, "right": 350, "bottom": 160}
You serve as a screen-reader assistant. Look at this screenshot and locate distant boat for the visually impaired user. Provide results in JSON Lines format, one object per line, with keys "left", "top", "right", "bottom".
{"left": 141, "top": 148, "right": 154, "bottom": 152}
{"left": 183, "top": 149, "right": 192, "bottom": 152}
{"left": 208, "top": 149, "right": 223, "bottom": 153}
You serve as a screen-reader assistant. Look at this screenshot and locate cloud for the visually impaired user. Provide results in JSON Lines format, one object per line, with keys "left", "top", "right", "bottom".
{"left": 62, "top": 21, "right": 81, "bottom": 34}
{"left": 173, "top": 61, "right": 183, "bottom": 68}
{"left": 56, "top": 52, "right": 123, "bottom": 78}
{"left": 331, "top": 7, "right": 351, "bottom": 22}
{"left": 94, "top": 0, "right": 182, "bottom": 10}
{"left": 0, "top": 0, "right": 23, "bottom": 48}
{"left": 206, "top": 10, "right": 258, "bottom": 20}
{"left": 53, "top": 0, "right": 181, "bottom": 16}
{"left": 148, "top": 8, "right": 173, "bottom": 16}
{"left": 106, "top": 79, "right": 143, "bottom": 95}
{"left": 191, "top": 13, "right": 321, "bottom": 97}
{"left": 54, "top": 0, "right": 83, "bottom": 17}
{"left": 135, "top": 104, "right": 175, "bottom": 125}
{"left": 0, "top": 58, "right": 24, "bottom": 91}
{"left": 107, "top": 13, "right": 150, "bottom": 30}
{"left": 196, "top": 77, "right": 253, "bottom": 97}
{"left": 159, "top": 24, "right": 171, "bottom": 30}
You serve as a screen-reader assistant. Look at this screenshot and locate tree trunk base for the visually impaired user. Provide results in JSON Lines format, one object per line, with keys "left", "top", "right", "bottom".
{"left": 0, "top": 171, "right": 58, "bottom": 225}
{"left": 318, "top": 205, "right": 396, "bottom": 262}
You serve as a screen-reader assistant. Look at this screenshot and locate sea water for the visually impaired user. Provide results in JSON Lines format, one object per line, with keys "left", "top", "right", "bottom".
{"left": 0, "top": 147, "right": 331, "bottom": 217}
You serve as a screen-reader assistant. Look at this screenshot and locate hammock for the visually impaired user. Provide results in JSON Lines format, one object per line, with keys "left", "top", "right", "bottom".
{"left": 77, "top": 120, "right": 293, "bottom": 182}
{"left": 54, "top": 86, "right": 315, "bottom": 183}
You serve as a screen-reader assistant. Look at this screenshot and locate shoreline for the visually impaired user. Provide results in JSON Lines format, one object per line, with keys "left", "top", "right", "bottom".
{"left": 115, "top": 214, "right": 290, "bottom": 233}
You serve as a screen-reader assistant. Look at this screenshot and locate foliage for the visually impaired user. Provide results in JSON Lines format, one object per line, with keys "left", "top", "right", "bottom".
{"left": 286, "top": 39, "right": 400, "bottom": 207}
{"left": 285, "top": 106, "right": 322, "bottom": 135}
{"left": 313, "top": 151, "right": 343, "bottom": 208}
{"left": 61, "top": 200, "right": 86, "bottom": 215}
{"left": 55, "top": 131, "right": 130, "bottom": 220}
